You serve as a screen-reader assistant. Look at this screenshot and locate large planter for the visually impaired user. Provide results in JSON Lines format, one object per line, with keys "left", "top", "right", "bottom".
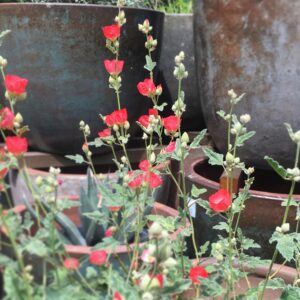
{"left": 184, "top": 258, "right": 297, "bottom": 299}
{"left": 159, "top": 13, "right": 205, "bottom": 131}
{"left": 194, "top": 0, "right": 300, "bottom": 168}
{"left": 184, "top": 149, "right": 300, "bottom": 260}
{"left": 0, "top": 3, "right": 164, "bottom": 154}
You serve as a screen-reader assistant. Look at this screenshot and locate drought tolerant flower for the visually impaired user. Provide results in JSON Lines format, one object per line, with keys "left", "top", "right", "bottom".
{"left": 5, "top": 74, "right": 28, "bottom": 96}
{"left": 104, "top": 59, "right": 124, "bottom": 76}
{"left": 161, "top": 116, "right": 180, "bottom": 134}
{"left": 137, "top": 79, "right": 156, "bottom": 97}
{"left": 5, "top": 136, "right": 28, "bottom": 156}
{"left": 102, "top": 24, "right": 121, "bottom": 41}
{"left": 89, "top": 250, "right": 107, "bottom": 266}
{"left": 98, "top": 128, "right": 111, "bottom": 138}
{"left": 63, "top": 258, "right": 79, "bottom": 270}
{"left": 0, "top": 107, "right": 14, "bottom": 130}
{"left": 189, "top": 266, "right": 208, "bottom": 284}
{"left": 209, "top": 189, "right": 231, "bottom": 212}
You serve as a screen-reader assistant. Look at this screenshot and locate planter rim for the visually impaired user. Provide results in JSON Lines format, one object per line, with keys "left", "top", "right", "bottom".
{"left": 7, "top": 202, "right": 184, "bottom": 257}
{"left": 198, "top": 257, "right": 298, "bottom": 284}
{"left": 0, "top": 2, "right": 165, "bottom": 15}
{"left": 165, "top": 12, "right": 193, "bottom": 17}
{"left": 185, "top": 149, "right": 300, "bottom": 201}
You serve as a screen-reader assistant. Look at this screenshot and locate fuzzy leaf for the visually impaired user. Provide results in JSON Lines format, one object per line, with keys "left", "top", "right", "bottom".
{"left": 281, "top": 286, "right": 300, "bottom": 299}
{"left": 258, "top": 278, "right": 285, "bottom": 290}
{"left": 24, "top": 239, "right": 48, "bottom": 257}
{"left": 144, "top": 55, "right": 156, "bottom": 71}
{"left": 216, "top": 110, "right": 226, "bottom": 120}
{"left": 146, "top": 215, "right": 177, "bottom": 232}
{"left": 190, "top": 129, "right": 207, "bottom": 149}
{"left": 65, "top": 154, "right": 85, "bottom": 164}
{"left": 88, "top": 137, "right": 103, "bottom": 148}
{"left": 154, "top": 102, "right": 167, "bottom": 111}
{"left": 284, "top": 123, "right": 295, "bottom": 141}
{"left": 270, "top": 232, "right": 296, "bottom": 261}
{"left": 236, "top": 131, "right": 256, "bottom": 147}
{"left": 265, "top": 156, "right": 287, "bottom": 179}
{"left": 213, "top": 222, "right": 229, "bottom": 232}
{"left": 191, "top": 184, "right": 207, "bottom": 198}
{"left": 203, "top": 147, "right": 224, "bottom": 166}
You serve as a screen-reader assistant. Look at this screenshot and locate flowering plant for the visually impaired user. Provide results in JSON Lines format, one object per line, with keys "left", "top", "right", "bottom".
{"left": 0, "top": 1, "right": 299, "bottom": 300}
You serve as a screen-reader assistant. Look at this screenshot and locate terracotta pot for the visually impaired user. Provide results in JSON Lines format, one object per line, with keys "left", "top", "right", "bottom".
{"left": 194, "top": 0, "right": 300, "bottom": 168}
{"left": 4, "top": 202, "right": 182, "bottom": 260}
{"left": 184, "top": 148, "right": 300, "bottom": 259}
{"left": 159, "top": 13, "right": 205, "bottom": 131}
{"left": 0, "top": 3, "right": 164, "bottom": 154}
{"left": 184, "top": 257, "right": 298, "bottom": 299}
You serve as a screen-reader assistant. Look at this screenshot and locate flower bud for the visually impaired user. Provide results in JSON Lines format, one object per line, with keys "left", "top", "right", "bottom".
{"left": 82, "top": 143, "right": 89, "bottom": 153}
{"left": 79, "top": 120, "right": 85, "bottom": 128}
{"left": 113, "top": 124, "right": 119, "bottom": 132}
{"left": 84, "top": 124, "right": 90, "bottom": 136}
{"left": 150, "top": 152, "right": 156, "bottom": 163}
{"left": 215, "top": 242, "right": 222, "bottom": 251}
{"left": 14, "top": 112, "right": 23, "bottom": 124}
{"left": 109, "top": 76, "right": 115, "bottom": 84}
{"left": 293, "top": 130, "right": 300, "bottom": 143}
{"left": 281, "top": 223, "right": 290, "bottom": 233}
{"left": 149, "top": 222, "right": 163, "bottom": 239}
{"left": 124, "top": 121, "right": 130, "bottom": 130}
{"left": 276, "top": 226, "right": 282, "bottom": 233}
{"left": 0, "top": 56, "right": 7, "bottom": 68}
{"left": 142, "top": 133, "right": 148, "bottom": 140}
{"left": 226, "top": 152, "right": 234, "bottom": 163}
{"left": 155, "top": 85, "right": 162, "bottom": 96}
{"left": 87, "top": 151, "right": 92, "bottom": 157}
{"left": 181, "top": 132, "right": 189, "bottom": 143}
{"left": 228, "top": 89, "right": 237, "bottom": 99}
{"left": 240, "top": 114, "right": 251, "bottom": 124}
{"left": 216, "top": 254, "right": 224, "bottom": 262}
{"left": 161, "top": 257, "right": 177, "bottom": 268}
{"left": 45, "top": 186, "right": 54, "bottom": 193}
{"left": 35, "top": 176, "right": 43, "bottom": 187}
{"left": 142, "top": 292, "right": 154, "bottom": 300}
{"left": 121, "top": 156, "right": 126, "bottom": 163}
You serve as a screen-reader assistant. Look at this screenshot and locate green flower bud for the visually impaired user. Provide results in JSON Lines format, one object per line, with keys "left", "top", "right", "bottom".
{"left": 181, "top": 132, "right": 189, "bottom": 143}
{"left": 281, "top": 223, "right": 290, "bottom": 233}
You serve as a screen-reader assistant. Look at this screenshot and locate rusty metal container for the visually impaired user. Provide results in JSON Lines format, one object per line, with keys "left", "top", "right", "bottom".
{"left": 194, "top": 0, "right": 300, "bottom": 168}
{"left": 0, "top": 3, "right": 164, "bottom": 154}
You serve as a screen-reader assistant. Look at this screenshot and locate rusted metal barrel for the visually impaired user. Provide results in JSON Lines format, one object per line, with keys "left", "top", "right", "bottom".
{"left": 0, "top": 3, "right": 164, "bottom": 154}
{"left": 194, "top": 0, "right": 300, "bottom": 168}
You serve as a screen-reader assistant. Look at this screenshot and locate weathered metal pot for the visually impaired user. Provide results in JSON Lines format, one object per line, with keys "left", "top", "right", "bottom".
{"left": 185, "top": 149, "right": 300, "bottom": 260}
{"left": 0, "top": 3, "right": 164, "bottom": 154}
{"left": 159, "top": 13, "right": 205, "bottom": 131}
{"left": 194, "top": 0, "right": 300, "bottom": 168}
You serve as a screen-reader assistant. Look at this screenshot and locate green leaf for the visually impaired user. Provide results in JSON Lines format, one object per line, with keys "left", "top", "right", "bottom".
{"left": 270, "top": 232, "right": 296, "bottom": 261}
{"left": 191, "top": 184, "right": 207, "bottom": 198}
{"left": 56, "top": 199, "right": 80, "bottom": 211}
{"left": 146, "top": 215, "right": 177, "bottom": 232}
{"left": 281, "top": 286, "right": 300, "bottom": 299}
{"left": 190, "top": 129, "right": 207, "bottom": 149}
{"left": 258, "top": 277, "right": 285, "bottom": 290}
{"left": 24, "top": 239, "right": 48, "bottom": 257}
{"left": 236, "top": 130, "right": 256, "bottom": 147}
{"left": 88, "top": 137, "right": 104, "bottom": 148}
{"left": 94, "top": 236, "right": 120, "bottom": 250}
{"left": 264, "top": 156, "right": 288, "bottom": 179}
{"left": 65, "top": 154, "right": 85, "bottom": 164}
{"left": 203, "top": 147, "right": 224, "bottom": 166}
{"left": 154, "top": 102, "right": 167, "bottom": 111}
{"left": 216, "top": 110, "right": 226, "bottom": 120}
{"left": 213, "top": 222, "right": 229, "bottom": 232}
{"left": 144, "top": 55, "right": 156, "bottom": 72}
{"left": 284, "top": 123, "right": 295, "bottom": 141}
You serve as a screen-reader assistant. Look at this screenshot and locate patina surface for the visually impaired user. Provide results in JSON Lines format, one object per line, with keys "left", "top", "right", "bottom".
{"left": 194, "top": 0, "right": 300, "bottom": 168}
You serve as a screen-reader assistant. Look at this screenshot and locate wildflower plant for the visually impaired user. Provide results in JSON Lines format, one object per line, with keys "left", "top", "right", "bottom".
{"left": 0, "top": 0, "right": 299, "bottom": 299}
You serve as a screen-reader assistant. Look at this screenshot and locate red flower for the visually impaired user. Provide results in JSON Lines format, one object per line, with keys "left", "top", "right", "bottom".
{"left": 0, "top": 107, "right": 15, "bottom": 130}
{"left": 113, "top": 291, "right": 123, "bottom": 300}
{"left": 165, "top": 141, "right": 176, "bottom": 153}
{"left": 104, "top": 109, "right": 128, "bottom": 127}
{"left": 137, "top": 79, "right": 156, "bottom": 97}
{"left": 209, "top": 189, "right": 232, "bottom": 212}
{"left": 148, "top": 108, "right": 158, "bottom": 116}
{"left": 102, "top": 24, "right": 120, "bottom": 41}
{"left": 138, "top": 115, "right": 150, "bottom": 128}
{"left": 128, "top": 173, "right": 143, "bottom": 189}
{"left": 139, "top": 160, "right": 150, "bottom": 171}
{"left": 108, "top": 206, "right": 122, "bottom": 212}
{"left": 5, "top": 75, "right": 28, "bottom": 95}
{"left": 0, "top": 148, "right": 7, "bottom": 178}
{"left": 105, "top": 227, "right": 114, "bottom": 237}
{"left": 63, "top": 258, "right": 79, "bottom": 270}
{"left": 162, "top": 116, "right": 180, "bottom": 133}
{"left": 104, "top": 59, "right": 124, "bottom": 76}
{"left": 5, "top": 136, "right": 28, "bottom": 156}
{"left": 89, "top": 250, "right": 107, "bottom": 266}
{"left": 146, "top": 172, "right": 162, "bottom": 189}
{"left": 138, "top": 108, "right": 158, "bottom": 128}
{"left": 98, "top": 128, "right": 111, "bottom": 138}
{"left": 189, "top": 266, "right": 208, "bottom": 284}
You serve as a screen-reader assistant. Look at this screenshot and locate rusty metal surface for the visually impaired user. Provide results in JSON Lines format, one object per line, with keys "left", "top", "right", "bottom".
{"left": 194, "top": 0, "right": 300, "bottom": 168}
{"left": 184, "top": 149, "right": 299, "bottom": 259}
{"left": 0, "top": 3, "right": 164, "bottom": 154}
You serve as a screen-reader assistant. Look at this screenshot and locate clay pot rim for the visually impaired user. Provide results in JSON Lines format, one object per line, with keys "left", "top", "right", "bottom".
{"left": 7, "top": 202, "right": 184, "bottom": 257}
{"left": 198, "top": 257, "right": 298, "bottom": 284}
{"left": 185, "top": 150, "right": 300, "bottom": 201}
{"left": 0, "top": 2, "right": 165, "bottom": 15}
